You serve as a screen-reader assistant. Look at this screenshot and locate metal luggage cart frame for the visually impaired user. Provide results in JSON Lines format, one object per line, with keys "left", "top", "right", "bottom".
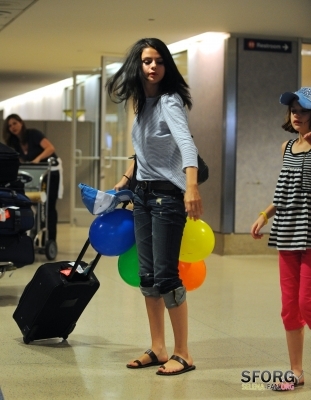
{"left": 18, "top": 158, "right": 57, "bottom": 260}
{"left": 0, "top": 261, "right": 16, "bottom": 279}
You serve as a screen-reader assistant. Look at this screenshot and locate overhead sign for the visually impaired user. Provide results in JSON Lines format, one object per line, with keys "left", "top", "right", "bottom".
{"left": 244, "top": 38, "right": 292, "bottom": 53}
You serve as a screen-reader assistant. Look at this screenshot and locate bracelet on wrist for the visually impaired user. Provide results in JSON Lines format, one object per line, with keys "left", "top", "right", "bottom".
{"left": 123, "top": 174, "right": 131, "bottom": 183}
{"left": 259, "top": 211, "right": 268, "bottom": 225}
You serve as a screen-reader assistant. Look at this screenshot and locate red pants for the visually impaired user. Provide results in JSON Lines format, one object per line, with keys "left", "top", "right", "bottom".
{"left": 279, "top": 250, "right": 311, "bottom": 330}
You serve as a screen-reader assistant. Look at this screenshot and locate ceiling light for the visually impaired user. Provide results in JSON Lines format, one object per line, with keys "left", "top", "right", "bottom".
{"left": 168, "top": 32, "right": 230, "bottom": 54}
{"left": 106, "top": 62, "right": 123, "bottom": 74}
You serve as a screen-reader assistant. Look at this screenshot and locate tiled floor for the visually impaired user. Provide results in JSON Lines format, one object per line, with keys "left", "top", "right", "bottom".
{"left": 0, "top": 224, "right": 310, "bottom": 400}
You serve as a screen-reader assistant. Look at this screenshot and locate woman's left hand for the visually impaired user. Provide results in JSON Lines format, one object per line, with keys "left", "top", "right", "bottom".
{"left": 184, "top": 166, "right": 203, "bottom": 220}
{"left": 184, "top": 185, "right": 203, "bottom": 221}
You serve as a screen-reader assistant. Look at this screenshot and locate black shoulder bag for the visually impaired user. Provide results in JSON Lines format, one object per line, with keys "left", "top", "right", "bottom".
{"left": 129, "top": 153, "right": 208, "bottom": 189}
{"left": 197, "top": 154, "right": 209, "bottom": 184}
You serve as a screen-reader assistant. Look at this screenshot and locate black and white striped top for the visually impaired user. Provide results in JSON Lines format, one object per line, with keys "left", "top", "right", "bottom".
{"left": 131, "top": 93, "right": 198, "bottom": 191}
{"left": 269, "top": 139, "right": 311, "bottom": 250}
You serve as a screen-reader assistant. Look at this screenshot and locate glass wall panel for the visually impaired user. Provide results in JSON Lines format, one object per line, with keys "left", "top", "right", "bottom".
{"left": 101, "top": 59, "right": 132, "bottom": 191}
{"left": 70, "top": 72, "right": 101, "bottom": 225}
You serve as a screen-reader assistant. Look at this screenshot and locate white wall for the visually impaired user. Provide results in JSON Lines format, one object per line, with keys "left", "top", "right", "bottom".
{"left": 0, "top": 79, "right": 72, "bottom": 120}
{"left": 188, "top": 35, "right": 227, "bottom": 232}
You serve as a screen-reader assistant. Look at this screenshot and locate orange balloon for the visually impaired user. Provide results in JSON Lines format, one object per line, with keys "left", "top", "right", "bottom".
{"left": 178, "top": 260, "right": 207, "bottom": 291}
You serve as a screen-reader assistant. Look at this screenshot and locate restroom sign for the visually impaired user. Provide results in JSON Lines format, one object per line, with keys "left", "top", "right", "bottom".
{"left": 244, "top": 38, "right": 292, "bottom": 53}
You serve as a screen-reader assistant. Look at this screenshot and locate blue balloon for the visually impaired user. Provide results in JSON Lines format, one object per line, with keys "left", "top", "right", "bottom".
{"left": 89, "top": 209, "right": 135, "bottom": 256}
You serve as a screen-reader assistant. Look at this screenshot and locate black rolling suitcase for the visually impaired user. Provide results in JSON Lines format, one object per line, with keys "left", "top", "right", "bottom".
{"left": 13, "top": 239, "right": 101, "bottom": 344}
{"left": 0, "top": 142, "right": 20, "bottom": 184}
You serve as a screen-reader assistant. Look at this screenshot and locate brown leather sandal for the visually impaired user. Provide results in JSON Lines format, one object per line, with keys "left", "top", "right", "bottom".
{"left": 156, "top": 355, "right": 196, "bottom": 376}
{"left": 126, "top": 349, "right": 165, "bottom": 369}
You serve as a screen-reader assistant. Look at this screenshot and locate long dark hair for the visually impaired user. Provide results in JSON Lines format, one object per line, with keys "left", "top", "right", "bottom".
{"left": 106, "top": 38, "right": 192, "bottom": 120}
{"left": 2, "top": 114, "right": 27, "bottom": 146}
{"left": 282, "top": 104, "right": 311, "bottom": 133}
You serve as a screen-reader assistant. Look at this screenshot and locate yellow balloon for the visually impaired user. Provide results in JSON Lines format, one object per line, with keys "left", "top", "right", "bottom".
{"left": 179, "top": 218, "right": 215, "bottom": 263}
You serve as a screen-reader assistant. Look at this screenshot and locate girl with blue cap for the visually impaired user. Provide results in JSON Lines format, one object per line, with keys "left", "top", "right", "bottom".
{"left": 251, "top": 87, "right": 311, "bottom": 389}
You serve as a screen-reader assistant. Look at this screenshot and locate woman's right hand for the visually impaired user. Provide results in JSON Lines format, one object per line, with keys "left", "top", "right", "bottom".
{"left": 114, "top": 176, "right": 130, "bottom": 192}
{"left": 114, "top": 160, "right": 135, "bottom": 191}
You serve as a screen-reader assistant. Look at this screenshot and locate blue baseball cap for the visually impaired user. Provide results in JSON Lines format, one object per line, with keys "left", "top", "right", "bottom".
{"left": 280, "top": 87, "right": 311, "bottom": 109}
{"left": 78, "top": 183, "right": 133, "bottom": 215}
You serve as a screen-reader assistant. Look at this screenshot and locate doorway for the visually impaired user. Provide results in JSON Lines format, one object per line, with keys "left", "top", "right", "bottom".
{"left": 70, "top": 71, "right": 101, "bottom": 226}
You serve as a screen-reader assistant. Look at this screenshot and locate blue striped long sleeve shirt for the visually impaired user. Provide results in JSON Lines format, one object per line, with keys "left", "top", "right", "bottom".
{"left": 132, "top": 93, "right": 198, "bottom": 191}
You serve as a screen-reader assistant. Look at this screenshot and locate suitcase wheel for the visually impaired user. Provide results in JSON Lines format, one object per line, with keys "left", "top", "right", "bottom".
{"left": 23, "top": 336, "right": 31, "bottom": 344}
{"left": 62, "top": 322, "right": 76, "bottom": 340}
{"left": 45, "top": 240, "right": 58, "bottom": 260}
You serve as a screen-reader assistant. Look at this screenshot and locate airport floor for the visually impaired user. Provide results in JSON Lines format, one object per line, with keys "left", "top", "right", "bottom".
{"left": 0, "top": 223, "right": 311, "bottom": 400}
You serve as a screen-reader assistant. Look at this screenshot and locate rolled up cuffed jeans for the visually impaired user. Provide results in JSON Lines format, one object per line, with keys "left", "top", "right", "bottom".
{"left": 133, "top": 187, "right": 186, "bottom": 297}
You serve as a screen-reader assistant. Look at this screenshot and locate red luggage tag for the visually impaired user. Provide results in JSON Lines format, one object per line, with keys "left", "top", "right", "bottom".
{"left": 60, "top": 269, "right": 71, "bottom": 276}
{"left": 60, "top": 262, "right": 84, "bottom": 276}
{"left": 0, "top": 208, "right": 10, "bottom": 221}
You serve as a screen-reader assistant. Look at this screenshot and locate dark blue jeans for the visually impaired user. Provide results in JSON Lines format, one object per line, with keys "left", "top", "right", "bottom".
{"left": 133, "top": 187, "right": 186, "bottom": 295}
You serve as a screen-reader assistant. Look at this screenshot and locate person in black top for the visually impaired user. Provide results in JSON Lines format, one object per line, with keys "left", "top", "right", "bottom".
{"left": 2, "top": 114, "right": 62, "bottom": 243}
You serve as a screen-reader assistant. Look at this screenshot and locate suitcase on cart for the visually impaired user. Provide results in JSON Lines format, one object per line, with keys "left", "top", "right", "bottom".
{"left": 0, "top": 187, "right": 34, "bottom": 241}
{"left": 0, "top": 143, "right": 20, "bottom": 184}
{"left": 13, "top": 239, "right": 101, "bottom": 344}
{"left": 0, "top": 184, "right": 35, "bottom": 268}
{"left": 0, "top": 233, "right": 34, "bottom": 267}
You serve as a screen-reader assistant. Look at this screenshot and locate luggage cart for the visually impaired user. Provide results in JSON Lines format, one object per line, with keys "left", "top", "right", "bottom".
{"left": 18, "top": 158, "right": 58, "bottom": 260}
{"left": 0, "top": 262, "right": 16, "bottom": 279}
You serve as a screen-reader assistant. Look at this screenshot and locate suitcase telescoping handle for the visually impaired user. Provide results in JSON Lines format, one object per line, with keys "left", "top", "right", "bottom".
{"left": 67, "top": 238, "right": 101, "bottom": 281}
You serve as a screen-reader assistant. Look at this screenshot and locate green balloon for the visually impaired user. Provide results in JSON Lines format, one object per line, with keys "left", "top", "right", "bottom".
{"left": 118, "top": 244, "right": 140, "bottom": 287}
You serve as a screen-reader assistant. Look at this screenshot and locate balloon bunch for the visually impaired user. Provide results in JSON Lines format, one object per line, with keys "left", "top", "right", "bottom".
{"left": 117, "top": 217, "right": 215, "bottom": 291}
{"left": 89, "top": 209, "right": 215, "bottom": 291}
{"left": 178, "top": 218, "right": 215, "bottom": 291}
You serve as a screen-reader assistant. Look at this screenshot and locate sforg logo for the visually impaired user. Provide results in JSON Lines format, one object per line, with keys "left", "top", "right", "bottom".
{"left": 241, "top": 370, "right": 295, "bottom": 391}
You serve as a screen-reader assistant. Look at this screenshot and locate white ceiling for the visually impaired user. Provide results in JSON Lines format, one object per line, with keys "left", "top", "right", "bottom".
{"left": 0, "top": 0, "right": 310, "bottom": 102}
